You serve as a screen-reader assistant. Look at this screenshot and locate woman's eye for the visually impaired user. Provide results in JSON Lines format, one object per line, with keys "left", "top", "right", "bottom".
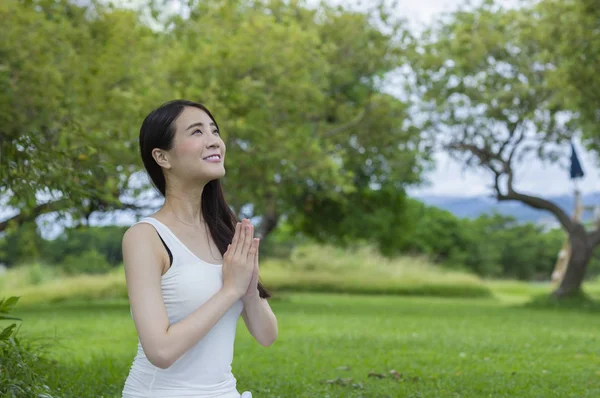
{"left": 193, "top": 129, "right": 202, "bottom": 135}
{"left": 213, "top": 130, "right": 220, "bottom": 136}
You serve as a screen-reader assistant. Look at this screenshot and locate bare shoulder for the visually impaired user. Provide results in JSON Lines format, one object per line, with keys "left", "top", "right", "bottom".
{"left": 122, "top": 222, "right": 168, "bottom": 275}
{"left": 123, "top": 222, "right": 159, "bottom": 244}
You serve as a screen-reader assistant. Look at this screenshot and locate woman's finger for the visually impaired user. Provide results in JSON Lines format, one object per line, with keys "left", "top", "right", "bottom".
{"left": 231, "top": 222, "right": 241, "bottom": 256}
{"left": 240, "top": 222, "right": 252, "bottom": 257}
{"left": 254, "top": 238, "right": 260, "bottom": 267}
{"left": 237, "top": 218, "right": 248, "bottom": 258}
{"left": 248, "top": 238, "right": 259, "bottom": 262}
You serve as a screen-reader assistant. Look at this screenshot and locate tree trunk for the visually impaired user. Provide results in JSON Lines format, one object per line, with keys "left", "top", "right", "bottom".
{"left": 256, "top": 193, "right": 280, "bottom": 240}
{"left": 552, "top": 225, "right": 591, "bottom": 298}
{"left": 257, "top": 212, "right": 280, "bottom": 241}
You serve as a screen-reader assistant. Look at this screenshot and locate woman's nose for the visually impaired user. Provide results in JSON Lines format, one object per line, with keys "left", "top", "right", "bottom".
{"left": 207, "top": 135, "right": 220, "bottom": 148}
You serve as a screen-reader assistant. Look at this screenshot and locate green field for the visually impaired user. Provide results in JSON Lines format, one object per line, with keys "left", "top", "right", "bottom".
{"left": 8, "top": 291, "right": 600, "bottom": 398}
{"left": 4, "top": 251, "right": 600, "bottom": 397}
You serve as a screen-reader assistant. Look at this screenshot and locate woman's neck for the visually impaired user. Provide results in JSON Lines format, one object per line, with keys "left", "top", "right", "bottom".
{"left": 162, "top": 184, "right": 205, "bottom": 228}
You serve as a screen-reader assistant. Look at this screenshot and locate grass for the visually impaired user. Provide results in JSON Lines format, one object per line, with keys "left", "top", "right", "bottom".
{"left": 6, "top": 293, "right": 600, "bottom": 397}
{"left": 4, "top": 244, "right": 600, "bottom": 396}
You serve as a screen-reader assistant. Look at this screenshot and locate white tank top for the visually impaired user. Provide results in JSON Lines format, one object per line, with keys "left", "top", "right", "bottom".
{"left": 122, "top": 217, "right": 248, "bottom": 398}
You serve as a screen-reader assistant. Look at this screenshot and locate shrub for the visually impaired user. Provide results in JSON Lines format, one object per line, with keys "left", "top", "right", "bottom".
{"left": 61, "top": 249, "right": 112, "bottom": 275}
{"left": 0, "top": 296, "right": 57, "bottom": 398}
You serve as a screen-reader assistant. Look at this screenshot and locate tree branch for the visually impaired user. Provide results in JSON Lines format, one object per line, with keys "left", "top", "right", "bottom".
{"left": 0, "top": 198, "right": 71, "bottom": 233}
{"left": 507, "top": 125, "right": 526, "bottom": 165}
{"left": 448, "top": 139, "right": 574, "bottom": 233}
{"left": 497, "top": 189, "right": 574, "bottom": 232}
{"left": 589, "top": 228, "right": 600, "bottom": 248}
{"left": 0, "top": 197, "right": 148, "bottom": 233}
{"left": 446, "top": 142, "right": 504, "bottom": 176}
{"left": 322, "top": 106, "right": 369, "bottom": 139}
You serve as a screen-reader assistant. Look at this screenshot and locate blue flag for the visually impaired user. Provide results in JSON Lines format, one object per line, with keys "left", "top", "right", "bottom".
{"left": 570, "top": 141, "right": 585, "bottom": 179}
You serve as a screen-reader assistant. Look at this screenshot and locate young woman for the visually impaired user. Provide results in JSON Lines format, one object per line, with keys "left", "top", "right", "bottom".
{"left": 121, "top": 100, "right": 278, "bottom": 398}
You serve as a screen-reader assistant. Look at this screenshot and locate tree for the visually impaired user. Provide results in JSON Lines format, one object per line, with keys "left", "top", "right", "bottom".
{"left": 0, "top": 0, "right": 166, "bottom": 234}
{"left": 163, "top": 0, "right": 427, "bottom": 238}
{"left": 1, "top": 0, "right": 427, "bottom": 244}
{"left": 406, "top": 0, "right": 600, "bottom": 298}
{"left": 535, "top": 0, "right": 600, "bottom": 154}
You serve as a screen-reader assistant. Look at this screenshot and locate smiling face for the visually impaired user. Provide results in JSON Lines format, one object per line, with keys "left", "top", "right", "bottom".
{"left": 153, "top": 106, "right": 226, "bottom": 185}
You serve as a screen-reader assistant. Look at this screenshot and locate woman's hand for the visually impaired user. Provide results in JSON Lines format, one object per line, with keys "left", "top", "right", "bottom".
{"left": 243, "top": 235, "right": 260, "bottom": 299}
{"left": 222, "top": 219, "right": 258, "bottom": 299}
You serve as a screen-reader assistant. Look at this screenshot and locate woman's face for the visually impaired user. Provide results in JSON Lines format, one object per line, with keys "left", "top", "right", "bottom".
{"left": 166, "top": 106, "right": 226, "bottom": 183}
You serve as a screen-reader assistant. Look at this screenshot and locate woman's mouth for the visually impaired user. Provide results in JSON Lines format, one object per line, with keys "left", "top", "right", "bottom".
{"left": 203, "top": 154, "right": 222, "bottom": 163}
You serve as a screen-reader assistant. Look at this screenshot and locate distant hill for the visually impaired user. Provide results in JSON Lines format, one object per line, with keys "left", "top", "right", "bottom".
{"left": 414, "top": 191, "right": 600, "bottom": 225}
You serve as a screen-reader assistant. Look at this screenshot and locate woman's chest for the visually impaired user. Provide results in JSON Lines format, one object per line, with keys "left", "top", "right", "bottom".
{"left": 161, "top": 263, "right": 226, "bottom": 316}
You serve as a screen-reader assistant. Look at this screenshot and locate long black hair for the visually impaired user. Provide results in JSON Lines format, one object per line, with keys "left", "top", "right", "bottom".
{"left": 138, "top": 99, "right": 270, "bottom": 299}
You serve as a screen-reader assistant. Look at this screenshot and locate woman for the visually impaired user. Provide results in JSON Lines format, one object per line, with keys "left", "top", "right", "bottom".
{"left": 121, "top": 100, "right": 278, "bottom": 398}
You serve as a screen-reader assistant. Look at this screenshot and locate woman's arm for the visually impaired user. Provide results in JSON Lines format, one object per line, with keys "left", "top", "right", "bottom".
{"left": 122, "top": 223, "right": 242, "bottom": 369}
{"left": 239, "top": 234, "right": 278, "bottom": 347}
{"left": 241, "top": 294, "right": 278, "bottom": 346}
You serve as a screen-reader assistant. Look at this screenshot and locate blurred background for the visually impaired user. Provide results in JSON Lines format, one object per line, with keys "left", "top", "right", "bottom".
{"left": 1, "top": 0, "right": 600, "bottom": 397}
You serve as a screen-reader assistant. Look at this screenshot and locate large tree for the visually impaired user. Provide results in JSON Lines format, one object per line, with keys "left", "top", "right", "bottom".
{"left": 162, "top": 0, "right": 427, "bottom": 238}
{"left": 535, "top": 0, "right": 600, "bottom": 154}
{"left": 0, "top": 0, "right": 166, "bottom": 233}
{"left": 407, "top": 0, "right": 600, "bottom": 298}
{"left": 1, "top": 0, "right": 426, "bottom": 244}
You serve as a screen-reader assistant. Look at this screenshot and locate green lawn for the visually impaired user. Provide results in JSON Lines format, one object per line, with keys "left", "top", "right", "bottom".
{"left": 10, "top": 293, "right": 600, "bottom": 398}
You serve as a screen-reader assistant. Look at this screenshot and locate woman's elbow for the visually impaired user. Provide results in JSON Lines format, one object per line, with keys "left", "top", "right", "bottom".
{"left": 258, "top": 326, "right": 278, "bottom": 347}
{"left": 146, "top": 347, "right": 175, "bottom": 369}
{"left": 259, "top": 336, "right": 277, "bottom": 347}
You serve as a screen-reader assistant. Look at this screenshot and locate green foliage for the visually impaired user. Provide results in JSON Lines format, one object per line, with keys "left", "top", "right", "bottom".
{"left": 0, "top": 221, "right": 44, "bottom": 266}
{"left": 0, "top": 337, "right": 57, "bottom": 398}
{"left": 165, "top": 0, "right": 426, "bottom": 219}
{"left": 61, "top": 249, "right": 112, "bottom": 276}
{"left": 0, "top": 296, "right": 21, "bottom": 341}
{"left": 41, "top": 225, "right": 128, "bottom": 268}
{"left": 291, "top": 183, "right": 412, "bottom": 256}
{"left": 408, "top": 0, "right": 574, "bottom": 166}
{"left": 398, "top": 198, "right": 597, "bottom": 280}
{"left": 0, "top": 0, "right": 165, "bottom": 223}
{"left": 0, "top": 224, "right": 126, "bottom": 275}
{"left": 399, "top": 199, "right": 474, "bottom": 267}
{"left": 0, "top": 296, "right": 57, "bottom": 398}
{"left": 536, "top": 0, "right": 600, "bottom": 153}
{"left": 1, "top": 0, "right": 427, "bottom": 239}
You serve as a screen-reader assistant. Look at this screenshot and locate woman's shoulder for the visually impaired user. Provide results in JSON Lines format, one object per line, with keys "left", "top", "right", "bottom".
{"left": 123, "top": 218, "right": 158, "bottom": 241}
{"left": 122, "top": 221, "right": 170, "bottom": 275}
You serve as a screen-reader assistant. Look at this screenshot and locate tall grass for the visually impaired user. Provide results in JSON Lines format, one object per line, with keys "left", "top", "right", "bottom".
{"left": 0, "top": 262, "right": 60, "bottom": 291}
{"left": 2, "top": 242, "right": 491, "bottom": 305}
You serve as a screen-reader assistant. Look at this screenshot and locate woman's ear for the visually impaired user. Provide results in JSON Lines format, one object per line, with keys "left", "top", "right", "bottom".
{"left": 152, "top": 148, "right": 172, "bottom": 170}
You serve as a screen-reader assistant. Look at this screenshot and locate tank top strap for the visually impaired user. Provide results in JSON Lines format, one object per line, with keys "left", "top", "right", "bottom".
{"left": 133, "top": 217, "right": 180, "bottom": 261}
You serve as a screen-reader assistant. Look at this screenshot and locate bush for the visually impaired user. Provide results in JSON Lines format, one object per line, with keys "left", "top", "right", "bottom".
{"left": 61, "top": 249, "right": 112, "bottom": 275}
{"left": 0, "top": 296, "right": 57, "bottom": 398}
{"left": 41, "top": 225, "right": 128, "bottom": 267}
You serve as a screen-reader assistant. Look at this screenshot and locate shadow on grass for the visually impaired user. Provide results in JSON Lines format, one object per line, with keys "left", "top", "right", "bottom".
{"left": 516, "top": 290, "right": 600, "bottom": 314}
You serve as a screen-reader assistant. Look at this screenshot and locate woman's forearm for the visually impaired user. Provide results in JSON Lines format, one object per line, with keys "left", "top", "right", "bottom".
{"left": 241, "top": 294, "right": 278, "bottom": 346}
